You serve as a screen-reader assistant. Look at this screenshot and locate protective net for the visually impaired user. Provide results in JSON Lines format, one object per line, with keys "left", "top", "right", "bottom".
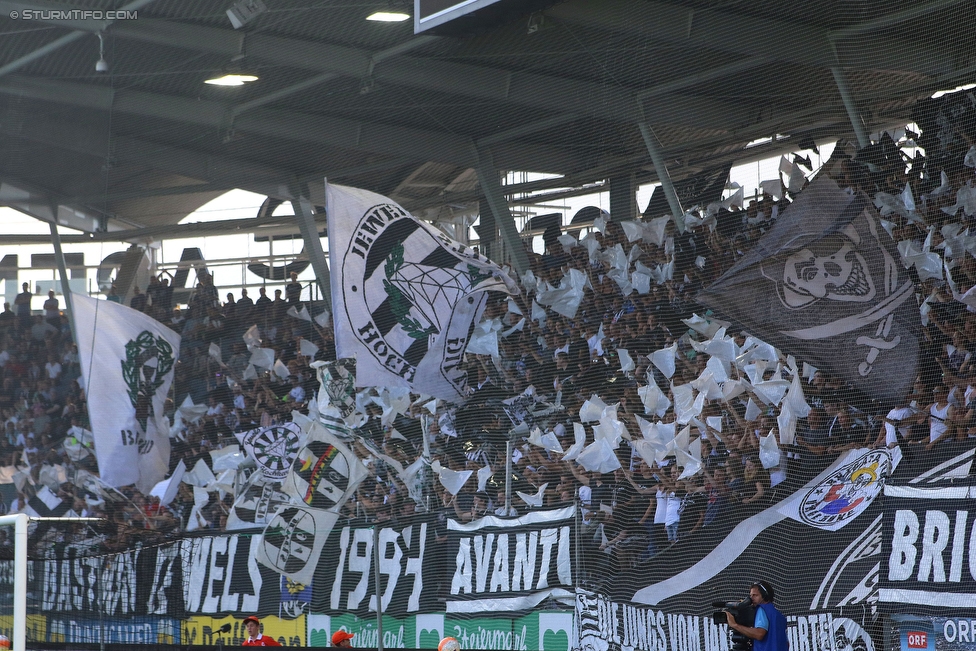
{"left": 1, "top": 1, "right": 975, "bottom": 651}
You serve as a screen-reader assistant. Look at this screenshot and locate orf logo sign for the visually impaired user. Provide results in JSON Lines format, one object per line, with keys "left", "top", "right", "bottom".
{"left": 897, "top": 619, "right": 933, "bottom": 651}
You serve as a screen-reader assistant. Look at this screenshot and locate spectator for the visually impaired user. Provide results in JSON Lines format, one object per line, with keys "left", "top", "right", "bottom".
{"left": 0, "top": 303, "right": 14, "bottom": 330}
{"left": 285, "top": 272, "right": 302, "bottom": 304}
{"left": 129, "top": 286, "right": 147, "bottom": 312}
{"left": 14, "top": 282, "right": 31, "bottom": 329}
{"left": 43, "top": 291, "right": 60, "bottom": 327}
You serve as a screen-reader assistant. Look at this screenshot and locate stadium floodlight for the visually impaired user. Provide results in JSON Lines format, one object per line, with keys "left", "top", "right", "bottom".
{"left": 226, "top": 0, "right": 267, "bottom": 29}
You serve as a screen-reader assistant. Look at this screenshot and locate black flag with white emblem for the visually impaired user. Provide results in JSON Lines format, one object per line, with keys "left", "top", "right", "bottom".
{"left": 698, "top": 177, "right": 920, "bottom": 402}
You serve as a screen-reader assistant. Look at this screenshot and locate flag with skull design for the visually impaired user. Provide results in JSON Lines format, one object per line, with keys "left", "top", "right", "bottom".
{"left": 698, "top": 176, "right": 919, "bottom": 402}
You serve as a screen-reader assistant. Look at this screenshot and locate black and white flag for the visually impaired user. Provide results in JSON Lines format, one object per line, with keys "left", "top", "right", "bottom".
{"left": 311, "top": 358, "right": 357, "bottom": 422}
{"left": 326, "top": 182, "right": 518, "bottom": 402}
{"left": 881, "top": 471, "right": 976, "bottom": 611}
{"left": 238, "top": 423, "right": 302, "bottom": 481}
{"left": 24, "top": 485, "right": 71, "bottom": 518}
{"left": 226, "top": 470, "right": 292, "bottom": 530}
{"left": 256, "top": 505, "right": 337, "bottom": 586}
{"left": 282, "top": 421, "right": 366, "bottom": 512}
{"left": 698, "top": 177, "right": 920, "bottom": 402}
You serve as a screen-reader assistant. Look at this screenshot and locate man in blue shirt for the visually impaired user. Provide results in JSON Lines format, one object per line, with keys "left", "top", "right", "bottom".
{"left": 726, "top": 581, "right": 789, "bottom": 651}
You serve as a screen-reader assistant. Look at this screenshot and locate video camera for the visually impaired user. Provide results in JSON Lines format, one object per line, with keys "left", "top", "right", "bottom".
{"left": 711, "top": 598, "right": 756, "bottom": 651}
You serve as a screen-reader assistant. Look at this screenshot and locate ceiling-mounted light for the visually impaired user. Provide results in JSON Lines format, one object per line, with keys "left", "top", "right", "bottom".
{"left": 95, "top": 32, "right": 109, "bottom": 73}
{"left": 226, "top": 0, "right": 267, "bottom": 29}
{"left": 366, "top": 10, "right": 410, "bottom": 22}
{"left": 931, "top": 83, "right": 976, "bottom": 99}
{"left": 205, "top": 73, "right": 259, "bottom": 86}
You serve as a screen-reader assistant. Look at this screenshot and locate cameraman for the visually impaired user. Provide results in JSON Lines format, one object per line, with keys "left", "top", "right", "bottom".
{"left": 725, "top": 581, "right": 789, "bottom": 651}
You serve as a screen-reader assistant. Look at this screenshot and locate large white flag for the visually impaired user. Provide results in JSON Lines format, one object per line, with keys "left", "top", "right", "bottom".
{"left": 73, "top": 293, "right": 180, "bottom": 492}
{"left": 327, "top": 182, "right": 517, "bottom": 401}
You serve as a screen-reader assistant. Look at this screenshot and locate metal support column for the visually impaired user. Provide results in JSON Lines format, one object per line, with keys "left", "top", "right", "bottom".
{"left": 637, "top": 123, "right": 684, "bottom": 230}
{"left": 475, "top": 147, "right": 530, "bottom": 275}
{"left": 831, "top": 67, "right": 870, "bottom": 149}
{"left": 49, "top": 221, "right": 77, "bottom": 344}
{"left": 290, "top": 183, "right": 331, "bottom": 306}
{"left": 505, "top": 439, "right": 513, "bottom": 516}
{"left": 609, "top": 174, "right": 637, "bottom": 222}
{"left": 475, "top": 196, "right": 497, "bottom": 260}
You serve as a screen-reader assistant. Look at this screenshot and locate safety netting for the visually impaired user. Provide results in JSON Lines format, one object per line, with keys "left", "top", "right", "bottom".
{"left": 1, "top": 3, "right": 975, "bottom": 651}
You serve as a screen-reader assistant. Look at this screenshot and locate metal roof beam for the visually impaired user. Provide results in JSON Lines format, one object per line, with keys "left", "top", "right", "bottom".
{"left": 0, "top": 0, "right": 159, "bottom": 79}
{"left": 0, "top": 105, "right": 420, "bottom": 209}
{"left": 0, "top": 175, "right": 110, "bottom": 231}
{"left": 73, "top": 182, "right": 232, "bottom": 204}
{"left": 547, "top": 0, "right": 955, "bottom": 75}
{"left": 0, "top": 107, "right": 293, "bottom": 198}
{"left": 0, "top": 75, "right": 589, "bottom": 174}
{"left": 101, "top": 18, "right": 747, "bottom": 131}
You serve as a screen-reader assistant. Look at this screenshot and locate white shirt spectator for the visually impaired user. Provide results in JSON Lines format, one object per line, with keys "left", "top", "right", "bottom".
{"left": 45, "top": 361, "right": 62, "bottom": 379}
{"left": 884, "top": 406, "right": 916, "bottom": 446}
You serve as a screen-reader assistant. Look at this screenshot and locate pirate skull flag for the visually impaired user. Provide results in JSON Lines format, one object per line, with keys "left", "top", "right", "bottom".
{"left": 326, "top": 182, "right": 518, "bottom": 402}
{"left": 73, "top": 292, "right": 180, "bottom": 492}
{"left": 282, "top": 420, "right": 366, "bottom": 512}
{"left": 697, "top": 177, "right": 920, "bottom": 402}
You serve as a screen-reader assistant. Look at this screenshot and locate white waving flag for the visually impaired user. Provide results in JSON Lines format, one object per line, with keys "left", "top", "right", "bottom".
{"left": 73, "top": 293, "right": 180, "bottom": 493}
{"left": 327, "top": 182, "right": 517, "bottom": 401}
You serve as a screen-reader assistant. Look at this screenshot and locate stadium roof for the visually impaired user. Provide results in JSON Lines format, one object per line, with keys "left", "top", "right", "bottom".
{"left": 0, "top": 0, "right": 972, "bottom": 240}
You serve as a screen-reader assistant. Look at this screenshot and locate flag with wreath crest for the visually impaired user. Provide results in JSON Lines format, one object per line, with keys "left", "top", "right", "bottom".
{"left": 74, "top": 292, "right": 180, "bottom": 492}
{"left": 326, "top": 182, "right": 518, "bottom": 402}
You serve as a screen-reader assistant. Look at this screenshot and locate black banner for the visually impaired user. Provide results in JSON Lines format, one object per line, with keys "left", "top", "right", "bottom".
{"left": 576, "top": 589, "right": 878, "bottom": 651}
{"left": 582, "top": 451, "right": 899, "bottom": 651}
{"left": 444, "top": 506, "right": 576, "bottom": 614}
{"left": 311, "top": 516, "right": 436, "bottom": 617}
{"left": 25, "top": 515, "right": 436, "bottom": 620}
{"left": 33, "top": 534, "right": 276, "bottom": 618}
{"left": 881, "top": 484, "right": 976, "bottom": 612}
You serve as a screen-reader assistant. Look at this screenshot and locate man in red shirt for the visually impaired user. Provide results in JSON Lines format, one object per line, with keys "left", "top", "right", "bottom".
{"left": 242, "top": 616, "right": 281, "bottom": 646}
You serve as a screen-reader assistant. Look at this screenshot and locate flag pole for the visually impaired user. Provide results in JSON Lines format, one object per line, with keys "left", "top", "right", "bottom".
{"left": 372, "top": 523, "right": 385, "bottom": 651}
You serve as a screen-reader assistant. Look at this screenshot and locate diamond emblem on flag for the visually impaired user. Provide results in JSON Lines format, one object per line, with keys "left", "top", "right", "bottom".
{"left": 390, "top": 262, "right": 469, "bottom": 334}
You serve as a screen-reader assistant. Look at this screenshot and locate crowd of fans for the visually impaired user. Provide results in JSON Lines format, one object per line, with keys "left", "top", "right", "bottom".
{"left": 1, "top": 106, "right": 975, "bottom": 582}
